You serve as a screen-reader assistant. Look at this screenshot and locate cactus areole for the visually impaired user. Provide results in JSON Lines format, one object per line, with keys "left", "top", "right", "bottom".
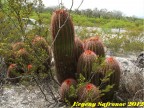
{"left": 51, "top": 9, "right": 76, "bottom": 83}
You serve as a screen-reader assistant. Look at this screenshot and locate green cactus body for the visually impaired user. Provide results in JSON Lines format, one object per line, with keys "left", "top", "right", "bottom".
{"left": 59, "top": 78, "right": 77, "bottom": 104}
{"left": 84, "top": 36, "right": 105, "bottom": 57}
{"left": 77, "top": 50, "right": 98, "bottom": 81}
{"left": 100, "top": 57, "right": 121, "bottom": 102}
{"left": 51, "top": 9, "right": 76, "bottom": 83}
{"left": 74, "top": 37, "right": 84, "bottom": 62}
{"left": 77, "top": 83, "right": 101, "bottom": 102}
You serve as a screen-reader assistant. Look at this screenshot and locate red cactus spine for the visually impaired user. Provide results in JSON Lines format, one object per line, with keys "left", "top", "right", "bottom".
{"left": 74, "top": 37, "right": 84, "bottom": 62}
{"left": 100, "top": 57, "right": 121, "bottom": 102}
{"left": 51, "top": 9, "right": 76, "bottom": 83}
{"left": 59, "top": 78, "right": 77, "bottom": 103}
{"left": 77, "top": 50, "right": 98, "bottom": 81}
{"left": 77, "top": 83, "right": 101, "bottom": 102}
{"left": 84, "top": 36, "right": 105, "bottom": 57}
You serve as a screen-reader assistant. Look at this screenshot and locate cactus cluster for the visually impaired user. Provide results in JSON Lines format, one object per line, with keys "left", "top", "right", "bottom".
{"left": 6, "top": 35, "right": 52, "bottom": 81}
{"left": 5, "top": 8, "right": 121, "bottom": 104}
{"left": 50, "top": 9, "right": 121, "bottom": 104}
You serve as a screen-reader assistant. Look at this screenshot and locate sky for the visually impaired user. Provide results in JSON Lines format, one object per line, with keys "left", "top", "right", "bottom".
{"left": 42, "top": 0, "right": 144, "bottom": 18}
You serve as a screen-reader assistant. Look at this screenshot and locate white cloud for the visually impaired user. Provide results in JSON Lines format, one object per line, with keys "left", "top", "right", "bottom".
{"left": 42, "top": 0, "right": 144, "bottom": 17}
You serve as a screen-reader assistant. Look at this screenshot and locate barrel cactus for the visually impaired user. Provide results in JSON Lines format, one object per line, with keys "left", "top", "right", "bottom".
{"left": 100, "top": 57, "right": 121, "bottom": 102}
{"left": 85, "top": 36, "right": 105, "bottom": 57}
{"left": 77, "top": 83, "right": 101, "bottom": 102}
{"left": 74, "top": 37, "right": 84, "bottom": 62}
{"left": 32, "top": 36, "right": 52, "bottom": 73}
{"left": 59, "top": 78, "right": 77, "bottom": 104}
{"left": 51, "top": 9, "right": 76, "bottom": 83}
{"left": 5, "top": 42, "right": 25, "bottom": 66}
{"left": 12, "top": 42, "right": 25, "bottom": 51}
{"left": 77, "top": 50, "right": 98, "bottom": 81}
{"left": 7, "top": 64, "right": 24, "bottom": 83}
{"left": 32, "top": 36, "right": 50, "bottom": 52}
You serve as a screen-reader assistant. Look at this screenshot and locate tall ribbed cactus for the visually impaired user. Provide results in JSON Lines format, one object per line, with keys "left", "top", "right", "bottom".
{"left": 85, "top": 36, "right": 105, "bottom": 57}
{"left": 77, "top": 50, "right": 98, "bottom": 81}
{"left": 74, "top": 37, "right": 84, "bottom": 62}
{"left": 77, "top": 83, "right": 101, "bottom": 102}
{"left": 51, "top": 9, "right": 76, "bottom": 83}
{"left": 100, "top": 57, "right": 121, "bottom": 102}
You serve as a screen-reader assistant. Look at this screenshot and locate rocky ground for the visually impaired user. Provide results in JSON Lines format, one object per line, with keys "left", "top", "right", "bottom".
{"left": 0, "top": 53, "right": 144, "bottom": 108}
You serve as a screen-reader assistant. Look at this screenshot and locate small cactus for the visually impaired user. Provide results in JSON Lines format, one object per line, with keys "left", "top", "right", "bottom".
{"left": 51, "top": 9, "right": 76, "bottom": 83}
{"left": 32, "top": 36, "right": 52, "bottom": 73}
{"left": 74, "top": 37, "right": 84, "bottom": 62}
{"left": 7, "top": 64, "right": 24, "bottom": 83}
{"left": 77, "top": 83, "right": 101, "bottom": 102}
{"left": 5, "top": 42, "right": 25, "bottom": 66}
{"left": 85, "top": 36, "right": 105, "bottom": 57}
{"left": 15, "top": 48, "right": 31, "bottom": 65}
{"left": 16, "top": 48, "right": 28, "bottom": 57}
{"left": 100, "top": 57, "right": 121, "bottom": 102}
{"left": 77, "top": 50, "right": 97, "bottom": 81}
{"left": 59, "top": 78, "right": 77, "bottom": 104}
{"left": 32, "top": 36, "right": 49, "bottom": 52}
{"left": 12, "top": 42, "right": 25, "bottom": 51}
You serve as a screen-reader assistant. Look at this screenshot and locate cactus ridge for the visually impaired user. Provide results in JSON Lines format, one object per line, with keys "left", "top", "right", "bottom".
{"left": 74, "top": 37, "right": 84, "bottom": 62}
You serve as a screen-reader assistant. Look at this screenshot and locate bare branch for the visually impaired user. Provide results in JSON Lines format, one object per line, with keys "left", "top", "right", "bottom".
{"left": 33, "top": 76, "right": 49, "bottom": 102}
{"left": 77, "top": 0, "right": 84, "bottom": 10}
